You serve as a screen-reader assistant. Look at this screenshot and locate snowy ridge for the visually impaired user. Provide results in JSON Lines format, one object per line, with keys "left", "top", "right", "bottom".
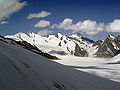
{"left": 0, "top": 35, "right": 58, "bottom": 59}
{"left": 6, "top": 32, "right": 120, "bottom": 58}
{"left": 6, "top": 32, "right": 96, "bottom": 57}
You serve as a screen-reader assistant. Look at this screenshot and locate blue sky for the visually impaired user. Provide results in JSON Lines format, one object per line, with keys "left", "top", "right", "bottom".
{"left": 1, "top": 0, "right": 120, "bottom": 40}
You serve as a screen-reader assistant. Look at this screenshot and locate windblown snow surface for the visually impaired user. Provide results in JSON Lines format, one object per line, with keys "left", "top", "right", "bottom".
{"left": 1, "top": 38, "right": 120, "bottom": 90}
{"left": 54, "top": 54, "right": 120, "bottom": 83}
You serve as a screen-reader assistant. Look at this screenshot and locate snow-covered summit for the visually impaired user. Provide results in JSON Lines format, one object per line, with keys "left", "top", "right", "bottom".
{"left": 6, "top": 32, "right": 95, "bottom": 57}
{"left": 70, "top": 33, "right": 82, "bottom": 39}
{"left": 108, "top": 34, "right": 116, "bottom": 40}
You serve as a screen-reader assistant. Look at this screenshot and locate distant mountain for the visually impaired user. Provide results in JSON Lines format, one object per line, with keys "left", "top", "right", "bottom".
{"left": 6, "top": 32, "right": 95, "bottom": 57}
{"left": 6, "top": 32, "right": 120, "bottom": 58}
{"left": 95, "top": 34, "right": 120, "bottom": 58}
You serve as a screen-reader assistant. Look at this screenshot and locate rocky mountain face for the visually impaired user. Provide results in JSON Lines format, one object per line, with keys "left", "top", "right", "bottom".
{"left": 95, "top": 34, "right": 120, "bottom": 58}
{"left": 74, "top": 43, "right": 88, "bottom": 57}
{"left": 5, "top": 32, "right": 94, "bottom": 57}
{"left": 0, "top": 35, "right": 58, "bottom": 59}
{"left": 93, "top": 40, "right": 103, "bottom": 47}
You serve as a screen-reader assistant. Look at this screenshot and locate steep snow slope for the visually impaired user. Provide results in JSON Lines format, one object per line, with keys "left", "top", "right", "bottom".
{"left": 6, "top": 32, "right": 95, "bottom": 57}
{"left": 0, "top": 35, "right": 58, "bottom": 59}
{"left": 1, "top": 38, "right": 120, "bottom": 90}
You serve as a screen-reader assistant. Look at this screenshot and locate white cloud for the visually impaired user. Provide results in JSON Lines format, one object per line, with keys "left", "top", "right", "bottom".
{"left": 0, "top": 0, "right": 26, "bottom": 21}
{"left": 106, "top": 19, "right": 120, "bottom": 33}
{"left": 0, "top": 21, "right": 8, "bottom": 24}
{"left": 58, "top": 18, "right": 73, "bottom": 28}
{"left": 78, "top": 20, "right": 104, "bottom": 35}
{"left": 34, "top": 20, "right": 50, "bottom": 28}
{"left": 52, "top": 18, "right": 120, "bottom": 35}
{"left": 37, "top": 29, "right": 53, "bottom": 36}
{"left": 54, "top": 18, "right": 105, "bottom": 35}
{"left": 27, "top": 11, "right": 51, "bottom": 19}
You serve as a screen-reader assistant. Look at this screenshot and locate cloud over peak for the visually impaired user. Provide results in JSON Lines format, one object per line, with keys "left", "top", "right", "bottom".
{"left": 52, "top": 18, "right": 120, "bottom": 35}
{"left": 106, "top": 19, "right": 120, "bottom": 33}
{"left": 34, "top": 20, "right": 50, "bottom": 28}
{"left": 53, "top": 18, "right": 105, "bottom": 35}
{"left": 37, "top": 29, "right": 53, "bottom": 36}
{"left": 27, "top": 11, "right": 51, "bottom": 19}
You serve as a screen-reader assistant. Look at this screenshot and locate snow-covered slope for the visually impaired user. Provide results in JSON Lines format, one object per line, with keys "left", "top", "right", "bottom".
{"left": 1, "top": 36, "right": 120, "bottom": 90}
{"left": 0, "top": 35, "right": 58, "bottom": 59}
{"left": 55, "top": 55, "right": 120, "bottom": 83}
{"left": 6, "top": 32, "right": 96, "bottom": 57}
{"left": 110, "top": 53, "right": 120, "bottom": 63}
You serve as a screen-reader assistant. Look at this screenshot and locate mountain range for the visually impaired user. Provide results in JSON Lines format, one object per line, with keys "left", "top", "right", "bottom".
{"left": 5, "top": 32, "right": 120, "bottom": 58}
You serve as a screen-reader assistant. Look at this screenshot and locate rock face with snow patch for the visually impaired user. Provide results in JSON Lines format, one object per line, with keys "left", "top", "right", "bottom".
{"left": 74, "top": 43, "right": 88, "bottom": 57}
{"left": 93, "top": 40, "right": 103, "bottom": 47}
{"left": 95, "top": 34, "right": 120, "bottom": 58}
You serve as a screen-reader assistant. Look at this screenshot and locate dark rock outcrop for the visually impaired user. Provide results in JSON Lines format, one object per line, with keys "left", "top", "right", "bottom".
{"left": 74, "top": 43, "right": 88, "bottom": 57}
{"left": 81, "top": 36, "right": 94, "bottom": 43}
{"left": 68, "top": 37, "right": 80, "bottom": 42}
{"left": 58, "top": 42, "right": 62, "bottom": 46}
{"left": 55, "top": 32, "right": 62, "bottom": 38}
{"left": 95, "top": 34, "right": 120, "bottom": 58}
{"left": 93, "top": 40, "right": 103, "bottom": 47}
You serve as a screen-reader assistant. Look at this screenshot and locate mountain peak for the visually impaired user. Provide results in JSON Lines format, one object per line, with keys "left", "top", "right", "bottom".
{"left": 27, "top": 32, "right": 35, "bottom": 35}
{"left": 108, "top": 34, "right": 115, "bottom": 39}
{"left": 16, "top": 32, "right": 24, "bottom": 36}
{"left": 55, "top": 32, "right": 63, "bottom": 38}
{"left": 70, "top": 33, "right": 82, "bottom": 39}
